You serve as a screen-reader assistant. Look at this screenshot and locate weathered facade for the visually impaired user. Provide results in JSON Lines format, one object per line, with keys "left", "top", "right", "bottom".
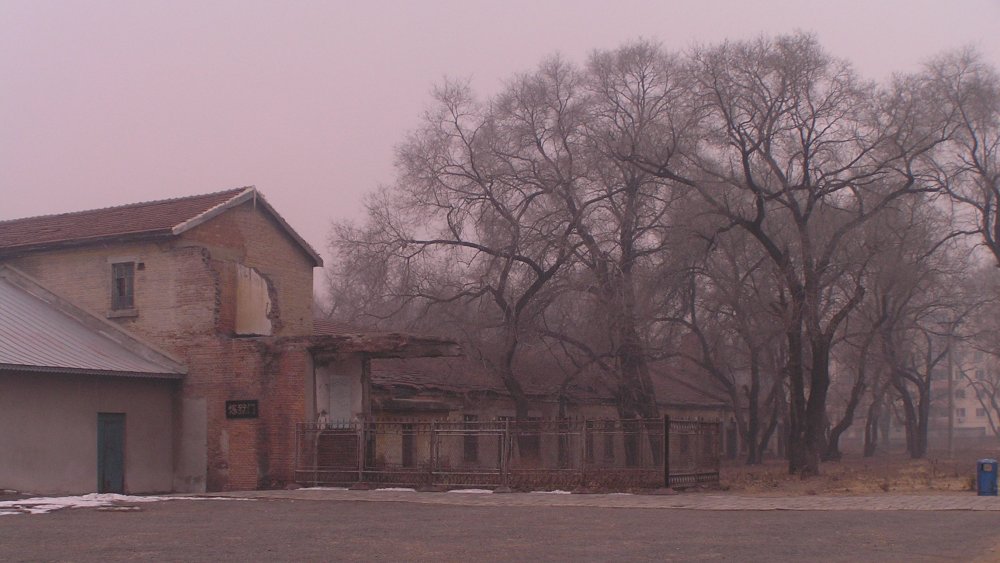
{"left": 0, "top": 188, "right": 321, "bottom": 492}
{"left": 0, "top": 188, "right": 461, "bottom": 494}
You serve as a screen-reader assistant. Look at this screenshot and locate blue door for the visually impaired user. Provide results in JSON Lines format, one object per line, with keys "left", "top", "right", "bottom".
{"left": 97, "top": 413, "right": 125, "bottom": 493}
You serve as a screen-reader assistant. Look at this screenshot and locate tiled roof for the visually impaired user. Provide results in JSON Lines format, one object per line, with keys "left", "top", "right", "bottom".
{"left": 371, "top": 355, "right": 729, "bottom": 408}
{"left": 372, "top": 357, "right": 506, "bottom": 395}
{"left": 0, "top": 188, "right": 246, "bottom": 253}
{"left": 0, "top": 268, "right": 186, "bottom": 378}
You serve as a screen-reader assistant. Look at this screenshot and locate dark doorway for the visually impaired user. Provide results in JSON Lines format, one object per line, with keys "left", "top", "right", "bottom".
{"left": 97, "top": 413, "right": 125, "bottom": 493}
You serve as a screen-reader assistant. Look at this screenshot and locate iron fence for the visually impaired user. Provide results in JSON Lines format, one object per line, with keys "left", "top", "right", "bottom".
{"left": 294, "top": 416, "right": 720, "bottom": 490}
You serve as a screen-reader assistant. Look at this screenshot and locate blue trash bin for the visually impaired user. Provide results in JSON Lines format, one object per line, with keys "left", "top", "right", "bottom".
{"left": 977, "top": 459, "right": 998, "bottom": 496}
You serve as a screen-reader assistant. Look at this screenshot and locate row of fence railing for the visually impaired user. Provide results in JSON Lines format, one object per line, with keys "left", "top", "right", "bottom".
{"left": 294, "top": 417, "right": 720, "bottom": 489}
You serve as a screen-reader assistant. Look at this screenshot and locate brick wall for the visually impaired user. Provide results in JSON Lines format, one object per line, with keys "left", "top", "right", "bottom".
{"left": 3, "top": 201, "right": 317, "bottom": 491}
{"left": 180, "top": 201, "right": 315, "bottom": 338}
{"left": 7, "top": 240, "right": 217, "bottom": 347}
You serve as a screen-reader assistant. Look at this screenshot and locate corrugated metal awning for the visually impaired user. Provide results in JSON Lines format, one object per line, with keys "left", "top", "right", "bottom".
{"left": 0, "top": 275, "right": 185, "bottom": 379}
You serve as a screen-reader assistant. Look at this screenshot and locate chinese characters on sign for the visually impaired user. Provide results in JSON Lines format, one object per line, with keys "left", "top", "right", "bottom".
{"left": 225, "top": 400, "right": 259, "bottom": 419}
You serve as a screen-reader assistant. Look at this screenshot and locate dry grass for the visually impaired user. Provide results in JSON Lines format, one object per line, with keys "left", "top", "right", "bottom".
{"left": 720, "top": 448, "right": 999, "bottom": 496}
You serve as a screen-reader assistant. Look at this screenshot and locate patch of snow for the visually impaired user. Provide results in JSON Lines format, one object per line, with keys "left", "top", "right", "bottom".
{"left": 0, "top": 493, "right": 248, "bottom": 516}
{"left": 373, "top": 487, "right": 417, "bottom": 492}
{"left": 0, "top": 510, "right": 23, "bottom": 516}
{"left": 446, "top": 489, "right": 494, "bottom": 494}
{"left": 298, "top": 487, "right": 349, "bottom": 491}
{"left": 529, "top": 490, "right": 573, "bottom": 495}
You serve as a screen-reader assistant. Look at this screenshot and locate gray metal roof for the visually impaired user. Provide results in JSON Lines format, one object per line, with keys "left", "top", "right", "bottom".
{"left": 0, "top": 274, "right": 185, "bottom": 379}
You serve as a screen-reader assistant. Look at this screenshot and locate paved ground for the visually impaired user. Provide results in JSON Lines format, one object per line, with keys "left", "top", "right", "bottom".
{"left": 2, "top": 491, "right": 1000, "bottom": 561}
{"left": 216, "top": 487, "right": 1000, "bottom": 511}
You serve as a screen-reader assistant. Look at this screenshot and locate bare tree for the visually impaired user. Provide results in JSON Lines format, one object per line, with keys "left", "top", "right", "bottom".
{"left": 659, "top": 218, "right": 785, "bottom": 464}
{"left": 333, "top": 78, "right": 583, "bottom": 422}
{"left": 924, "top": 50, "right": 1000, "bottom": 265}
{"left": 560, "top": 42, "right": 695, "bottom": 421}
{"left": 327, "top": 36, "right": 1000, "bottom": 476}
{"left": 628, "top": 34, "right": 949, "bottom": 474}
{"left": 872, "top": 205, "right": 976, "bottom": 459}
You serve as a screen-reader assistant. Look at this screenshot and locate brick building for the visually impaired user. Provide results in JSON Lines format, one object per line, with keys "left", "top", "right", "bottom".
{"left": 0, "top": 188, "right": 456, "bottom": 494}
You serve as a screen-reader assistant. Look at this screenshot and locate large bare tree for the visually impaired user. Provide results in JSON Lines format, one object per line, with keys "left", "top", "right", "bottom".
{"left": 629, "top": 34, "right": 949, "bottom": 474}
{"left": 328, "top": 35, "right": 1000, "bottom": 476}
{"left": 923, "top": 50, "right": 1000, "bottom": 265}
{"left": 333, "top": 78, "right": 583, "bottom": 420}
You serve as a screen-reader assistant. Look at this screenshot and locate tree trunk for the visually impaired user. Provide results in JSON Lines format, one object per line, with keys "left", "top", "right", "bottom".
{"left": 915, "top": 382, "right": 931, "bottom": 459}
{"left": 758, "top": 397, "right": 781, "bottom": 462}
{"left": 893, "top": 375, "right": 921, "bottom": 458}
{"left": 744, "top": 351, "right": 762, "bottom": 465}
{"left": 785, "top": 314, "right": 808, "bottom": 474}
{"left": 863, "top": 384, "right": 886, "bottom": 458}
{"left": 801, "top": 337, "right": 832, "bottom": 475}
{"left": 612, "top": 268, "right": 661, "bottom": 465}
{"left": 823, "top": 369, "right": 868, "bottom": 461}
{"left": 863, "top": 398, "right": 880, "bottom": 457}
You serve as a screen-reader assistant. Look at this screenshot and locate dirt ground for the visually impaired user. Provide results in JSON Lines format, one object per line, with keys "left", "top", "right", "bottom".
{"left": 2, "top": 498, "right": 999, "bottom": 562}
{"left": 721, "top": 447, "right": 999, "bottom": 496}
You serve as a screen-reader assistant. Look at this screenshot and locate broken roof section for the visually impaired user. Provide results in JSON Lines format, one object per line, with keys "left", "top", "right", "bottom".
{"left": 311, "top": 318, "right": 462, "bottom": 360}
{"left": 0, "top": 267, "right": 186, "bottom": 379}
{"left": 0, "top": 187, "right": 322, "bottom": 267}
{"left": 370, "top": 356, "right": 729, "bottom": 409}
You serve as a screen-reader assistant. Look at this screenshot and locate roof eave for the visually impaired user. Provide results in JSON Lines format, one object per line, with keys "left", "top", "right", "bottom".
{"left": 310, "top": 333, "right": 462, "bottom": 361}
{"left": 0, "top": 230, "right": 175, "bottom": 258}
{"left": 0, "top": 363, "right": 185, "bottom": 380}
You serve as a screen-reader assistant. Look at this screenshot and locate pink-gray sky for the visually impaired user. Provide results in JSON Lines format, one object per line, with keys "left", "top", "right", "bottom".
{"left": 2, "top": 0, "right": 999, "bottom": 274}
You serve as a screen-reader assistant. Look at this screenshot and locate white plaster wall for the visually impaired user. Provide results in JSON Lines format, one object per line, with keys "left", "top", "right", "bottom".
{"left": 0, "top": 372, "right": 175, "bottom": 494}
{"left": 172, "top": 396, "right": 207, "bottom": 493}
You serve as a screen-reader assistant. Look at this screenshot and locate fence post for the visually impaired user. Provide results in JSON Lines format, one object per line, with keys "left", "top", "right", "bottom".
{"left": 294, "top": 423, "right": 300, "bottom": 483}
{"left": 357, "top": 422, "right": 364, "bottom": 483}
{"left": 501, "top": 419, "right": 510, "bottom": 488}
{"left": 663, "top": 415, "right": 671, "bottom": 488}
{"left": 429, "top": 421, "right": 438, "bottom": 486}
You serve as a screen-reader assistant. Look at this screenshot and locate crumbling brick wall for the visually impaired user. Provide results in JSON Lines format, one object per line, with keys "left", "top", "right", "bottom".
{"left": 3, "top": 199, "right": 317, "bottom": 491}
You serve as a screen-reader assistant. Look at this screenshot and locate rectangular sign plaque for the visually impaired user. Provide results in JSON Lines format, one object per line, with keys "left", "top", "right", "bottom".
{"left": 225, "top": 400, "right": 259, "bottom": 419}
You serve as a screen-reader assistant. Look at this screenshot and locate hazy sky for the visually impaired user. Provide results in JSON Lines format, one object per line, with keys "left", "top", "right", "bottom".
{"left": 2, "top": 0, "right": 999, "bottom": 270}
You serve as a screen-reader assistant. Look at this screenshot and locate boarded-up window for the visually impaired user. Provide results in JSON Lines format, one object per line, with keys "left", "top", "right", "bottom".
{"left": 235, "top": 264, "right": 273, "bottom": 336}
{"left": 111, "top": 262, "right": 134, "bottom": 310}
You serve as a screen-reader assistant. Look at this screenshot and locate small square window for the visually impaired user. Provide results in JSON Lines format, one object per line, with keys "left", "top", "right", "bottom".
{"left": 111, "top": 262, "right": 135, "bottom": 310}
